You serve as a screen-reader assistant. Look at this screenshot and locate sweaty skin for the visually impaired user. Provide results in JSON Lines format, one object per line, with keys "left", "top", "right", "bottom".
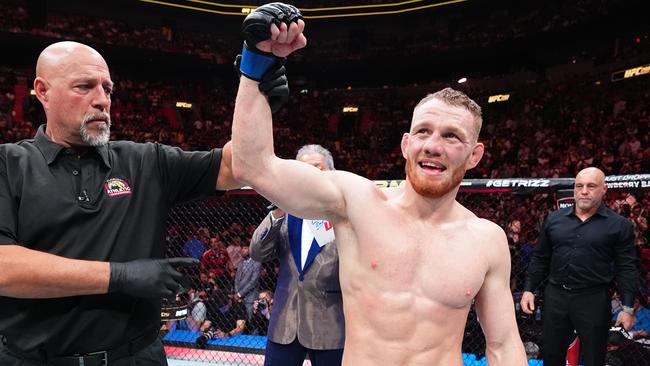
{"left": 231, "top": 17, "right": 526, "bottom": 366}
{"left": 332, "top": 184, "right": 514, "bottom": 365}
{"left": 234, "top": 90, "right": 526, "bottom": 366}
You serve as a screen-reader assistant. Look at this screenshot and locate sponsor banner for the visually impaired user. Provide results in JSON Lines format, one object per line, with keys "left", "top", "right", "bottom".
{"left": 459, "top": 178, "right": 569, "bottom": 194}
{"left": 604, "top": 174, "right": 650, "bottom": 189}
{"left": 233, "top": 174, "right": 650, "bottom": 195}
{"left": 373, "top": 178, "right": 569, "bottom": 193}
{"left": 556, "top": 189, "right": 575, "bottom": 210}
{"left": 371, "top": 174, "right": 650, "bottom": 193}
{"left": 161, "top": 303, "right": 189, "bottom": 321}
{"left": 374, "top": 180, "right": 406, "bottom": 189}
{"left": 611, "top": 63, "right": 650, "bottom": 81}
{"left": 488, "top": 94, "right": 510, "bottom": 103}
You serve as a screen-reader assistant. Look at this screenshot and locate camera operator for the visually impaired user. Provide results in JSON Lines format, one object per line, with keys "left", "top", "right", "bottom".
{"left": 185, "top": 290, "right": 208, "bottom": 331}
{"left": 196, "top": 292, "right": 247, "bottom": 348}
{"left": 193, "top": 271, "right": 219, "bottom": 297}
{"left": 248, "top": 290, "right": 274, "bottom": 335}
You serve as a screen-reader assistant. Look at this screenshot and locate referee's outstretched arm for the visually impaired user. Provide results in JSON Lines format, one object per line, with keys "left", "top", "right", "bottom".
{"left": 0, "top": 244, "right": 110, "bottom": 298}
{"left": 0, "top": 244, "right": 197, "bottom": 299}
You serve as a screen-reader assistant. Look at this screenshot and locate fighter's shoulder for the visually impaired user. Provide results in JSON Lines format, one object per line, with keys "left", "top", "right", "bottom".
{"left": 467, "top": 215, "right": 507, "bottom": 241}
{"left": 466, "top": 218, "right": 509, "bottom": 267}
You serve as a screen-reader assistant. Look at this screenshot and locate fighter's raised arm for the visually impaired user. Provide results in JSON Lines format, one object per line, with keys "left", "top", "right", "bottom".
{"left": 234, "top": 5, "right": 528, "bottom": 365}
{"left": 231, "top": 4, "right": 348, "bottom": 221}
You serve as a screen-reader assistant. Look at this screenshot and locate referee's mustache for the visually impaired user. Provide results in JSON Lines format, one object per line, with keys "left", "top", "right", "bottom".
{"left": 82, "top": 112, "right": 111, "bottom": 127}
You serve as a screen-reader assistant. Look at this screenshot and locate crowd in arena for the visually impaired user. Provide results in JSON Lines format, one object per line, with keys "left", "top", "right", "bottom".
{"left": 1, "top": 35, "right": 648, "bottom": 294}
{"left": 160, "top": 221, "right": 275, "bottom": 339}
{"left": 1, "top": 66, "right": 648, "bottom": 181}
{"left": 0, "top": 0, "right": 641, "bottom": 66}
{"left": 0, "top": 0, "right": 648, "bottom": 359}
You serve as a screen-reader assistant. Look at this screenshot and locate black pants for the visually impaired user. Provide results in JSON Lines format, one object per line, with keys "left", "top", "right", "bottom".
{"left": 263, "top": 338, "right": 343, "bottom": 366}
{"left": 0, "top": 339, "right": 168, "bottom": 366}
{"left": 542, "top": 284, "right": 610, "bottom": 366}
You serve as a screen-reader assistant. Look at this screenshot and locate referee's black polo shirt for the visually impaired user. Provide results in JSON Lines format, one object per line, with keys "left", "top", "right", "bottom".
{"left": 0, "top": 125, "right": 222, "bottom": 355}
{"left": 523, "top": 204, "right": 639, "bottom": 307}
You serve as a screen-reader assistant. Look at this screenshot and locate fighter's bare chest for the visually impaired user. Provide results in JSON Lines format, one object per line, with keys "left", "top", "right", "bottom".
{"left": 352, "top": 224, "right": 489, "bottom": 308}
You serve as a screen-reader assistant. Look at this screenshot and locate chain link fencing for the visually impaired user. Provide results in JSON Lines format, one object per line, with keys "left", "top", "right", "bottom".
{"left": 161, "top": 177, "right": 650, "bottom": 365}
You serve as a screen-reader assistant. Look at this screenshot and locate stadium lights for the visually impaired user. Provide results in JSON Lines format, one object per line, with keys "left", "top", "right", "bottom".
{"left": 343, "top": 106, "right": 359, "bottom": 113}
{"left": 30, "top": 89, "right": 36, "bottom": 96}
{"left": 176, "top": 101, "right": 193, "bottom": 108}
{"left": 138, "top": 0, "right": 468, "bottom": 19}
{"left": 457, "top": 77, "right": 467, "bottom": 84}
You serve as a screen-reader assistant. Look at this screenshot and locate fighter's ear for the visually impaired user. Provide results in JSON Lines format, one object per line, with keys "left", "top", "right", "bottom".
{"left": 466, "top": 142, "right": 484, "bottom": 170}
{"left": 400, "top": 133, "right": 409, "bottom": 159}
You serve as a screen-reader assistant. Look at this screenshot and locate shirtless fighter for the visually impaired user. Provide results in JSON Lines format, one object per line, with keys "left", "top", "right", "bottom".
{"left": 230, "top": 3, "right": 527, "bottom": 365}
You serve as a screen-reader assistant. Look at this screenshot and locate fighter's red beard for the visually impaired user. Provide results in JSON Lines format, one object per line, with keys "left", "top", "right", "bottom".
{"left": 405, "top": 157, "right": 467, "bottom": 198}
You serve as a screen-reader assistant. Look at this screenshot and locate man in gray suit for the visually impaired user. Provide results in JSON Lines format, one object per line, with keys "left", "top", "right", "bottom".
{"left": 234, "top": 243, "right": 262, "bottom": 319}
{"left": 250, "top": 144, "right": 344, "bottom": 366}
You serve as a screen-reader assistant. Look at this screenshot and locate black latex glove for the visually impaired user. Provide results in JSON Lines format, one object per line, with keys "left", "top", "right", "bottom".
{"left": 108, "top": 257, "right": 198, "bottom": 300}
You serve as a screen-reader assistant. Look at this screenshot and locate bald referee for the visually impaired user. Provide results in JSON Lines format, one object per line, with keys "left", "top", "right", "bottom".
{"left": 0, "top": 41, "right": 285, "bottom": 365}
{"left": 521, "top": 167, "right": 639, "bottom": 366}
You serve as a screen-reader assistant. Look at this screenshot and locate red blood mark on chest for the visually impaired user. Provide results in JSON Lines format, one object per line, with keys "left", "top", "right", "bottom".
{"left": 371, "top": 260, "right": 378, "bottom": 269}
